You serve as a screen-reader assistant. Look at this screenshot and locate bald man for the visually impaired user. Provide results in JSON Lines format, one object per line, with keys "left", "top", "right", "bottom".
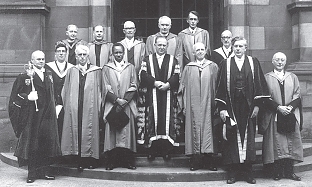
{"left": 178, "top": 42, "right": 218, "bottom": 171}
{"left": 89, "top": 25, "right": 113, "bottom": 68}
{"left": 145, "top": 16, "right": 179, "bottom": 60}
{"left": 9, "top": 50, "right": 61, "bottom": 183}
{"left": 58, "top": 24, "right": 88, "bottom": 65}
{"left": 209, "top": 30, "right": 233, "bottom": 67}
{"left": 119, "top": 21, "right": 145, "bottom": 75}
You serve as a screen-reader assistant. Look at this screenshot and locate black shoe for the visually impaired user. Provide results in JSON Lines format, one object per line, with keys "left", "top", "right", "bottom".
{"left": 77, "top": 166, "right": 84, "bottom": 172}
{"left": 44, "top": 175, "right": 55, "bottom": 180}
{"left": 190, "top": 166, "right": 199, "bottom": 171}
{"left": 226, "top": 177, "right": 236, "bottom": 184}
{"left": 127, "top": 165, "right": 137, "bottom": 170}
{"left": 286, "top": 173, "right": 301, "bottom": 181}
{"left": 246, "top": 177, "right": 256, "bottom": 184}
{"left": 163, "top": 154, "right": 171, "bottom": 161}
{"left": 147, "top": 154, "right": 155, "bottom": 161}
{"left": 273, "top": 174, "right": 281, "bottom": 181}
{"left": 209, "top": 166, "right": 218, "bottom": 171}
{"left": 27, "top": 178, "right": 35, "bottom": 183}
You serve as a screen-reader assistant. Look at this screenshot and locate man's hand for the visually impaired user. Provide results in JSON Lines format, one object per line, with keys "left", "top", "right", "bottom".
{"left": 28, "top": 91, "right": 38, "bottom": 101}
{"left": 250, "top": 106, "right": 259, "bottom": 118}
{"left": 220, "top": 110, "right": 227, "bottom": 122}
{"left": 154, "top": 81, "right": 163, "bottom": 89}
{"left": 116, "top": 98, "right": 128, "bottom": 108}
{"left": 277, "top": 105, "right": 291, "bottom": 116}
{"left": 159, "top": 82, "right": 170, "bottom": 91}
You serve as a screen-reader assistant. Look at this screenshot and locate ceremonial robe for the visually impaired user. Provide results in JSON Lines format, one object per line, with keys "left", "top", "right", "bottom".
{"left": 88, "top": 41, "right": 113, "bottom": 68}
{"left": 140, "top": 54, "right": 179, "bottom": 146}
{"left": 215, "top": 56, "right": 269, "bottom": 165}
{"left": 60, "top": 39, "right": 88, "bottom": 65}
{"left": 9, "top": 70, "right": 61, "bottom": 166}
{"left": 102, "top": 62, "right": 138, "bottom": 152}
{"left": 119, "top": 39, "right": 146, "bottom": 75}
{"left": 209, "top": 47, "right": 233, "bottom": 67}
{"left": 177, "top": 28, "right": 211, "bottom": 69}
{"left": 61, "top": 65, "right": 102, "bottom": 159}
{"left": 178, "top": 60, "right": 218, "bottom": 155}
{"left": 145, "top": 32, "right": 179, "bottom": 59}
{"left": 259, "top": 71, "right": 303, "bottom": 164}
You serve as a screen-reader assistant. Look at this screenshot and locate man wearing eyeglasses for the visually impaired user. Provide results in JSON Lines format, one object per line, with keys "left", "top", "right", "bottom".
{"left": 177, "top": 11, "right": 211, "bottom": 71}
{"left": 215, "top": 36, "right": 269, "bottom": 184}
{"left": 46, "top": 41, "right": 74, "bottom": 142}
{"left": 119, "top": 21, "right": 145, "bottom": 75}
{"left": 61, "top": 44, "right": 102, "bottom": 172}
{"left": 89, "top": 25, "right": 113, "bottom": 68}
{"left": 209, "top": 30, "right": 233, "bottom": 67}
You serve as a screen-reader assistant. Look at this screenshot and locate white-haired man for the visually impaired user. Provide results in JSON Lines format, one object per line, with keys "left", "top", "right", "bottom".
{"left": 145, "top": 16, "right": 179, "bottom": 60}
{"left": 61, "top": 44, "right": 102, "bottom": 172}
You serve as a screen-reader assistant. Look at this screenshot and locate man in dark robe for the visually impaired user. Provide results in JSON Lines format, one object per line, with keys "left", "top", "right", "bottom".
{"left": 119, "top": 21, "right": 145, "bottom": 75}
{"left": 178, "top": 42, "right": 219, "bottom": 171}
{"left": 215, "top": 37, "right": 269, "bottom": 184}
{"left": 45, "top": 41, "right": 74, "bottom": 143}
{"left": 209, "top": 30, "right": 233, "bottom": 67}
{"left": 102, "top": 43, "right": 138, "bottom": 170}
{"left": 89, "top": 25, "right": 113, "bottom": 68}
{"left": 61, "top": 44, "right": 102, "bottom": 172}
{"left": 259, "top": 52, "right": 303, "bottom": 181}
{"left": 9, "top": 50, "right": 61, "bottom": 183}
{"left": 140, "top": 36, "right": 180, "bottom": 160}
{"left": 177, "top": 11, "right": 211, "bottom": 71}
{"left": 58, "top": 24, "right": 87, "bottom": 65}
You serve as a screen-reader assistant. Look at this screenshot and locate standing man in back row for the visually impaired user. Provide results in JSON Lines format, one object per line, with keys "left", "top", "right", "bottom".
{"left": 177, "top": 11, "right": 211, "bottom": 71}
{"left": 209, "top": 30, "right": 233, "bottom": 67}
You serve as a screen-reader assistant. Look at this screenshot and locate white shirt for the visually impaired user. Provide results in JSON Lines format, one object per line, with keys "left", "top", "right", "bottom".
{"left": 33, "top": 66, "right": 45, "bottom": 81}
{"left": 156, "top": 53, "right": 165, "bottom": 69}
{"left": 189, "top": 27, "right": 197, "bottom": 34}
{"left": 56, "top": 61, "right": 66, "bottom": 74}
{"left": 222, "top": 46, "right": 232, "bottom": 57}
{"left": 274, "top": 69, "right": 285, "bottom": 81}
{"left": 78, "top": 63, "right": 88, "bottom": 73}
{"left": 196, "top": 59, "right": 205, "bottom": 66}
{"left": 114, "top": 60, "right": 125, "bottom": 81}
{"left": 234, "top": 55, "right": 245, "bottom": 71}
{"left": 125, "top": 37, "right": 134, "bottom": 50}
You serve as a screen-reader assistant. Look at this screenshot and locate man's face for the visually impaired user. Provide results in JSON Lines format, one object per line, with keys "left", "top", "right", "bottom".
{"left": 221, "top": 32, "right": 232, "bottom": 48}
{"left": 158, "top": 19, "right": 171, "bottom": 35}
{"left": 123, "top": 26, "right": 136, "bottom": 39}
{"left": 31, "top": 51, "right": 45, "bottom": 69}
{"left": 75, "top": 49, "right": 88, "bottom": 66}
{"left": 155, "top": 38, "right": 168, "bottom": 56}
{"left": 93, "top": 26, "right": 104, "bottom": 41}
{"left": 112, "top": 46, "right": 124, "bottom": 62}
{"left": 272, "top": 53, "right": 286, "bottom": 72}
{"left": 187, "top": 13, "right": 199, "bottom": 29}
{"left": 233, "top": 40, "right": 247, "bottom": 58}
{"left": 55, "top": 47, "right": 66, "bottom": 62}
{"left": 66, "top": 25, "right": 78, "bottom": 41}
{"left": 193, "top": 43, "right": 206, "bottom": 61}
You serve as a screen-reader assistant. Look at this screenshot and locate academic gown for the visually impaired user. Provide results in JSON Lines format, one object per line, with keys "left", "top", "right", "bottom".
{"left": 61, "top": 64, "right": 102, "bottom": 159}
{"left": 209, "top": 46, "right": 233, "bottom": 67}
{"left": 140, "top": 54, "right": 180, "bottom": 147}
{"left": 215, "top": 56, "right": 269, "bottom": 165}
{"left": 177, "top": 28, "right": 211, "bottom": 70}
{"left": 145, "top": 32, "right": 179, "bottom": 59}
{"left": 88, "top": 41, "right": 113, "bottom": 68}
{"left": 259, "top": 71, "right": 303, "bottom": 164}
{"left": 119, "top": 39, "right": 146, "bottom": 75}
{"left": 178, "top": 60, "right": 218, "bottom": 155}
{"left": 102, "top": 62, "right": 138, "bottom": 153}
{"left": 8, "top": 70, "right": 61, "bottom": 166}
{"left": 60, "top": 39, "right": 88, "bottom": 65}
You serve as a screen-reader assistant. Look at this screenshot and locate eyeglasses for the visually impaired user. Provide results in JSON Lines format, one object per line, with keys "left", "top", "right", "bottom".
{"left": 221, "top": 36, "right": 231, "bottom": 39}
{"left": 77, "top": 53, "right": 87, "bottom": 57}
{"left": 56, "top": 50, "right": 66, "bottom": 53}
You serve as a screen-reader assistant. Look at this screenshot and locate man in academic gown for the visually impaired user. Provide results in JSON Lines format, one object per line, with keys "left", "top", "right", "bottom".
{"left": 215, "top": 37, "right": 270, "bottom": 184}
{"left": 259, "top": 52, "right": 303, "bottom": 181}
{"left": 61, "top": 44, "right": 102, "bottom": 172}
{"left": 102, "top": 43, "right": 138, "bottom": 170}
{"left": 45, "top": 41, "right": 74, "bottom": 142}
{"left": 209, "top": 30, "right": 233, "bottom": 67}
{"left": 119, "top": 21, "right": 145, "bottom": 75}
{"left": 89, "top": 25, "right": 113, "bottom": 68}
{"left": 58, "top": 24, "right": 88, "bottom": 65}
{"left": 177, "top": 11, "right": 211, "bottom": 71}
{"left": 140, "top": 36, "right": 180, "bottom": 160}
{"left": 9, "top": 50, "right": 61, "bottom": 183}
{"left": 178, "top": 42, "right": 219, "bottom": 171}
{"left": 145, "top": 16, "right": 179, "bottom": 60}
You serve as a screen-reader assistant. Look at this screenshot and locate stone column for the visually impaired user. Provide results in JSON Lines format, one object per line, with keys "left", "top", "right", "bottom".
{"left": 287, "top": 0, "right": 312, "bottom": 139}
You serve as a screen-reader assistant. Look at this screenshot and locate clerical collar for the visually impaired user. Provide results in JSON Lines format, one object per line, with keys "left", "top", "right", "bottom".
{"left": 189, "top": 27, "right": 197, "bottom": 34}
{"left": 273, "top": 69, "right": 285, "bottom": 80}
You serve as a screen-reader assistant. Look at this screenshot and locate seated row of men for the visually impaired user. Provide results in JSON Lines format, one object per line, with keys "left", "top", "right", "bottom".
{"left": 8, "top": 12, "right": 303, "bottom": 185}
